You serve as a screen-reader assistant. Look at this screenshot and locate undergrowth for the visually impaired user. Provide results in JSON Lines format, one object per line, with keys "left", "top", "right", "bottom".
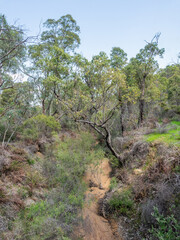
{"left": 150, "top": 206, "right": 180, "bottom": 240}
{"left": 108, "top": 188, "right": 135, "bottom": 217}
{"left": 10, "top": 131, "right": 104, "bottom": 240}
{"left": 145, "top": 121, "right": 180, "bottom": 147}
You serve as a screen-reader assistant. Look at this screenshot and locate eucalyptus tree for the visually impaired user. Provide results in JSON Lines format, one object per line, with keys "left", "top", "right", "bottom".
{"left": 158, "top": 64, "right": 180, "bottom": 114}
{"left": 0, "top": 81, "right": 35, "bottom": 146}
{"left": 110, "top": 47, "right": 127, "bottom": 70}
{"left": 0, "top": 14, "right": 27, "bottom": 90}
{"left": 126, "top": 34, "right": 165, "bottom": 125}
{"left": 28, "top": 14, "right": 80, "bottom": 115}
{"left": 0, "top": 14, "right": 31, "bottom": 142}
{"left": 54, "top": 51, "right": 137, "bottom": 165}
{"left": 110, "top": 47, "right": 129, "bottom": 135}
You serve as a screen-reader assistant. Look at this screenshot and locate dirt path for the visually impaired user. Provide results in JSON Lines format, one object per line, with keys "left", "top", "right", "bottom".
{"left": 76, "top": 159, "right": 122, "bottom": 240}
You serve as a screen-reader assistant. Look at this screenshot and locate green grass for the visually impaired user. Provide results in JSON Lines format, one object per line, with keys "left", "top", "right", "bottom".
{"left": 145, "top": 121, "right": 180, "bottom": 147}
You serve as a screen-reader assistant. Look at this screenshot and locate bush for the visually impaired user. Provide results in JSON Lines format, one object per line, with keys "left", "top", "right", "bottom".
{"left": 0, "top": 121, "right": 16, "bottom": 142}
{"left": 150, "top": 206, "right": 180, "bottom": 240}
{"left": 109, "top": 177, "right": 118, "bottom": 190}
{"left": 108, "top": 188, "right": 135, "bottom": 216}
{"left": 21, "top": 114, "right": 61, "bottom": 140}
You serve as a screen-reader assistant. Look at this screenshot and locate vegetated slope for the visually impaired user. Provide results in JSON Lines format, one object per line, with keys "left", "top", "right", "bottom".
{"left": 100, "top": 121, "right": 180, "bottom": 240}
{"left": 0, "top": 131, "right": 105, "bottom": 240}
{"left": 0, "top": 120, "right": 179, "bottom": 240}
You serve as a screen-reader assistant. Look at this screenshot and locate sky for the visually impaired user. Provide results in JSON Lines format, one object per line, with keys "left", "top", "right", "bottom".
{"left": 1, "top": 0, "right": 180, "bottom": 68}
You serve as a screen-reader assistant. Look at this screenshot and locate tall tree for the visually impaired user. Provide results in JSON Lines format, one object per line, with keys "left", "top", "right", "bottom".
{"left": 126, "top": 34, "right": 164, "bottom": 125}
{"left": 28, "top": 14, "right": 80, "bottom": 115}
{"left": 0, "top": 14, "right": 27, "bottom": 90}
{"left": 158, "top": 64, "right": 180, "bottom": 114}
{"left": 110, "top": 47, "right": 127, "bottom": 69}
{"left": 54, "top": 52, "right": 137, "bottom": 164}
{"left": 41, "top": 14, "right": 80, "bottom": 52}
{"left": 110, "top": 47, "right": 128, "bottom": 135}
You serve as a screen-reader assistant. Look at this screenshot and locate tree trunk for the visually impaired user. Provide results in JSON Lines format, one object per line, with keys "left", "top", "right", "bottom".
{"left": 103, "top": 126, "right": 123, "bottom": 166}
{"left": 75, "top": 120, "right": 123, "bottom": 166}
{"left": 42, "top": 99, "right": 45, "bottom": 114}
{"left": 138, "top": 99, "right": 145, "bottom": 125}
{"left": 120, "top": 104, "right": 125, "bottom": 136}
{"left": 138, "top": 75, "right": 146, "bottom": 126}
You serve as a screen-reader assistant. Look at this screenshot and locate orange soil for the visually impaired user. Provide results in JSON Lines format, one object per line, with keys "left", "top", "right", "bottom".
{"left": 76, "top": 159, "right": 122, "bottom": 240}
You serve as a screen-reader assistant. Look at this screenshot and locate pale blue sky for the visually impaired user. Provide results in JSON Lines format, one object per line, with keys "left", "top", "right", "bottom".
{"left": 1, "top": 0, "right": 180, "bottom": 67}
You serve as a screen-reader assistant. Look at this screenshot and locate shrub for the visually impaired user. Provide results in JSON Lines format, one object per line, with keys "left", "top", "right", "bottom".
{"left": 108, "top": 188, "right": 135, "bottom": 216}
{"left": 109, "top": 155, "right": 120, "bottom": 168}
{"left": 21, "top": 114, "right": 61, "bottom": 140}
{"left": 109, "top": 177, "right": 118, "bottom": 190}
{"left": 150, "top": 206, "right": 180, "bottom": 240}
{"left": 0, "top": 121, "right": 16, "bottom": 142}
{"left": 25, "top": 170, "right": 45, "bottom": 188}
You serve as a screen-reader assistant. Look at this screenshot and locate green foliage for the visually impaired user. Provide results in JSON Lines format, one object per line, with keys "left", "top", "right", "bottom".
{"left": 0, "top": 13, "right": 179, "bottom": 240}
{"left": 173, "top": 165, "right": 180, "bottom": 173}
{"left": 125, "top": 34, "right": 165, "bottom": 124}
{"left": 110, "top": 47, "right": 127, "bottom": 69}
{"left": 26, "top": 157, "right": 35, "bottom": 165}
{"left": 28, "top": 14, "right": 80, "bottom": 116}
{"left": 25, "top": 170, "right": 45, "bottom": 188}
{"left": 0, "top": 14, "right": 26, "bottom": 75}
{"left": 145, "top": 121, "right": 180, "bottom": 146}
{"left": 159, "top": 64, "right": 180, "bottom": 112}
{"left": 42, "top": 14, "right": 80, "bottom": 51}
{"left": 9, "top": 160, "right": 24, "bottom": 171}
{"left": 21, "top": 114, "right": 61, "bottom": 140}
{"left": 45, "top": 131, "right": 104, "bottom": 186}
{"left": 14, "top": 132, "right": 104, "bottom": 239}
{"left": 108, "top": 188, "right": 135, "bottom": 216}
{"left": 109, "top": 177, "right": 118, "bottom": 190}
{"left": 109, "top": 155, "right": 120, "bottom": 168}
{"left": 150, "top": 206, "right": 180, "bottom": 240}
{"left": 0, "top": 122, "right": 13, "bottom": 141}
{"left": 0, "top": 88, "right": 16, "bottom": 106}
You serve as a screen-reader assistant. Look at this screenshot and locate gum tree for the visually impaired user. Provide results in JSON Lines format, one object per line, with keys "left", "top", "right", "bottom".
{"left": 0, "top": 14, "right": 27, "bottom": 90}
{"left": 28, "top": 14, "right": 80, "bottom": 115}
{"left": 55, "top": 52, "right": 137, "bottom": 165}
{"left": 126, "top": 34, "right": 164, "bottom": 125}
